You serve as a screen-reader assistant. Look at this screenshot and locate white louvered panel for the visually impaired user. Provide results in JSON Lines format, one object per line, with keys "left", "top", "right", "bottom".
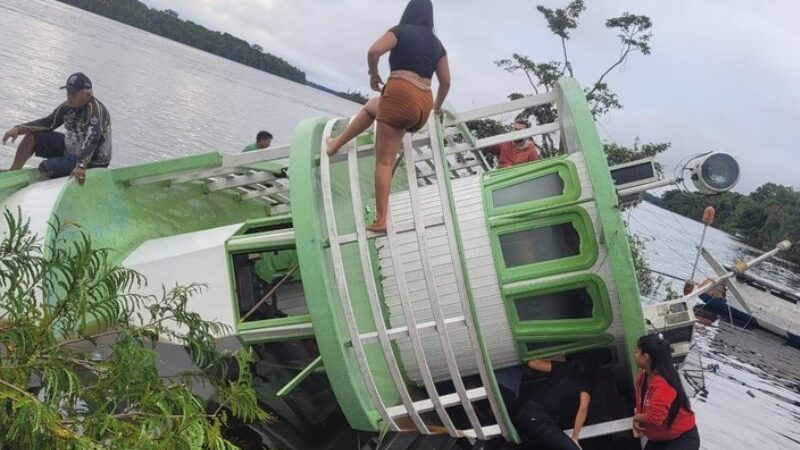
{"left": 567, "top": 152, "right": 595, "bottom": 203}
{"left": 378, "top": 176, "right": 517, "bottom": 383}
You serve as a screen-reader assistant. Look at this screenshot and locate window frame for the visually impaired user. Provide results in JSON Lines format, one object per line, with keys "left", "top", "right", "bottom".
{"left": 482, "top": 157, "right": 581, "bottom": 216}
{"left": 516, "top": 334, "right": 615, "bottom": 361}
{"left": 489, "top": 206, "right": 598, "bottom": 283}
{"left": 502, "top": 273, "right": 613, "bottom": 337}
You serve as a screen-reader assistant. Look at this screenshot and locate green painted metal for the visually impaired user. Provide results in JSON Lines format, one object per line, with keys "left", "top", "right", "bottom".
{"left": 0, "top": 169, "right": 40, "bottom": 202}
{"left": 276, "top": 355, "right": 324, "bottom": 398}
{"left": 239, "top": 214, "right": 293, "bottom": 232}
{"left": 516, "top": 333, "right": 615, "bottom": 361}
{"left": 432, "top": 116, "right": 520, "bottom": 443}
{"left": 289, "top": 116, "right": 386, "bottom": 431}
{"left": 226, "top": 229, "right": 296, "bottom": 253}
{"left": 238, "top": 318, "right": 315, "bottom": 345}
{"left": 557, "top": 78, "right": 646, "bottom": 378}
{"left": 503, "top": 273, "right": 613, "bottom": 337}
{"left": 112, "top": 152, "right": 222, "bottom": 183}
{"left": 488, "top": 206, "right": 599, "bottom": 283}
{"left": 237, "top": 314, "right": 312, "bottom": 332}
{"left": 45, "top": 169, "right": 268, "bottom": 267}
{"left": 482, "top": 157, "right": 581, "bottom": 215}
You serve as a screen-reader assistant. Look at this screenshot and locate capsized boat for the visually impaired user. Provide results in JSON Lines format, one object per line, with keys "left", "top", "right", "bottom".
{"left": 1, "top": 78, "right": 705, "bottom": 447}
{"left": 698, "top": 266, "right": 800, "bottom": 347}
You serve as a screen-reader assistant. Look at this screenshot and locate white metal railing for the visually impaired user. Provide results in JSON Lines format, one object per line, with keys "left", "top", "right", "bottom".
{"left": 318, "top": 118, "right": 399, "bottom": 431}
{"left": 316, "top": 89, "right": 563, "bottom": 440}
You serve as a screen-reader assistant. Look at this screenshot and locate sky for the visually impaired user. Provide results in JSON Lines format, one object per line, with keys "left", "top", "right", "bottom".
{"left": 144, "top": 0, "right": 800, "bottom": 193}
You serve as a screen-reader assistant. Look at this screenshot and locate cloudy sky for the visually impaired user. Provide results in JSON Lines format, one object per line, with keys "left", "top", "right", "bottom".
{"left": 144, "top": 0, "right": 799, "bottom": 193}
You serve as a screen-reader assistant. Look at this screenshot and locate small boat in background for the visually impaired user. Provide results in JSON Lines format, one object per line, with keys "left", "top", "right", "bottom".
{"left": 698, "top": 270, "right": 800, "bottom": 347}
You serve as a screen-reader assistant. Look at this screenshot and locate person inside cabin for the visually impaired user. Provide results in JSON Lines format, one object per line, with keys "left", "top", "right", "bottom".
{"left": 326, "top": 0, "right": 451, "bottom": 233}
{"left": 242, "top": 130, "right": 273, "bottom": 152}
{"left": 2, "top": 72, "right": 111, "bottom": 184}
{"left": 633, "top": 333, "right": 699, "bottom": 450}
{"left": 484, "top": 117, "right": 541, "bottom": 169}
{"left": 495, "top": 355, "right": 594, "bottom": 449}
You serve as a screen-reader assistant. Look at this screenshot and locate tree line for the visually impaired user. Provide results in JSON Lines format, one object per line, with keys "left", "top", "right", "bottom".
{"left": 58, "top": 0, "right": 307, "bottom": 84}
{"left": 652, "top": 184, "right": 800, "bottom": 266}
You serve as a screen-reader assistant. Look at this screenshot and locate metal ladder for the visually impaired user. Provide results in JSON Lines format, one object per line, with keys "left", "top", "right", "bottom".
{"left": 128, "top": 148, "right": 292, "bottom": 213}
{"left": 319, "top": 115, "right": 510, "bottom": 440}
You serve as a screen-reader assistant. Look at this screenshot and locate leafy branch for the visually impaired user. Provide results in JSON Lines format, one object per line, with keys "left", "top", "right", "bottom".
{"left": 0, "top": 210, "right": 269, "bottom": 449}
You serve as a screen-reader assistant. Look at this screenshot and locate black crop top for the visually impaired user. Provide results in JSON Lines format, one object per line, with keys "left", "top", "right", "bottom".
{"left": 388, "top": 25, "right": 446, "bottom": 79}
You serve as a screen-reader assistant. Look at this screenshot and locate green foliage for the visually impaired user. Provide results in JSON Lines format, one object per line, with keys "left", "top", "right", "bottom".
{"left": 495, "top": 1, "right": 653, "bottom": 119}
{"left": 57, "top": 0, "right": 305, "bottom": 83}
{"left": 0, "top": 211, "right": 268, "bottom": 449}
{"left": 336, "top": 90, "right": 369, "bottom": 105}
{"left": 604, "top": 141, "right": 671, "bottom": 173}
{"left": 536, "top": 1, "right": 586, "bottom": 40}
{"left": 657, "top": 183, "right": 800, "bottom": 266}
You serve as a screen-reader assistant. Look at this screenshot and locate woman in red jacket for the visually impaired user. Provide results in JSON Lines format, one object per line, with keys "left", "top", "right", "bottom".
{"left": 633, "top": 334, "right": 700, "bottom": 450}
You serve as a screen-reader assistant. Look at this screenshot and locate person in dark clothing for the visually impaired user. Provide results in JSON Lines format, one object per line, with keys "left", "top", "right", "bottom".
{"left": 634, "top": 334, "right": 699, "bottom": 450}
{"left": 2, "top": 72, "right": 111, "bottom": 183}
{"left": 326, "top": 0, "right": 450, "bottom": 233}
{"left": 516, "top": 358, "right": 592, "bottom": 449}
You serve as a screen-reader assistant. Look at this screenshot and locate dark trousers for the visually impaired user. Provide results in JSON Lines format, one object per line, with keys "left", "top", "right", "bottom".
{"left": 515, "top": 400, "right": 579, "bottom": 450}
{"left": 516, "top": 418, "right": 579, "bottom": 450}
{"left": 644, "top": 427, "right": 700, "bottom": 450}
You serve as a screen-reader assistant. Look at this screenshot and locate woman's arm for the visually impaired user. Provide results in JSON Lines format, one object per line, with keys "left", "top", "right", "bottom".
{"left": 367, "top": 32, "right": 398, "bottom": 91}
{"left": 433, "top": 55, "right": 451, "bottom": 113}
{"left": 527, "top": 359, "right": 552, "bottom": 373}
{"left": 571, "top": 391, "right": 591, "bottom": 443}
{"left": 635, "top": 377, "right": 675, "bottom": 426}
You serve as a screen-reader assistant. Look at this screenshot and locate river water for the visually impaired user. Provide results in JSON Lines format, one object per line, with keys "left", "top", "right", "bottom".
{"left": 1, "top": 1, "right": 798, "bottom": 449}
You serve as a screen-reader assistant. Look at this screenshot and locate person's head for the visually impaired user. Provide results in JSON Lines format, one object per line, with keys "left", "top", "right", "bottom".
{"left": 636, "top": 333, "right": 692, "bottom": 427}
{"left": 61, "top": 72, "right": 93, "bottom": 108}
{"left": 399, "top": 0, "right": 434, "bottom": 28}
{"left": 256, "top": 130, "right": 273, "bottom": 149}
{"left": 512, "top": 118, "right": 531, "bottom": 145}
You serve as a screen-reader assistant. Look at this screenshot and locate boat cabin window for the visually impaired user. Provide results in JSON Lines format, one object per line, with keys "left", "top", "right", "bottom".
{"left": 492, "top": 172, "right": 564, "bottom": 208}
{"left": 514, "top": 287, "right": 593, "bottom": 321}
{"left": 233, "top": 249, "right": 307, "bottom": 322}
{"left": 499, "top": 222, "right": 580, "bottom": 268}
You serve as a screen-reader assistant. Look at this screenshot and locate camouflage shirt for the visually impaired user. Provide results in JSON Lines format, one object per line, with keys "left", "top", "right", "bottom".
{"left": 18, "top": 97, "right": 112, "bottom": 166}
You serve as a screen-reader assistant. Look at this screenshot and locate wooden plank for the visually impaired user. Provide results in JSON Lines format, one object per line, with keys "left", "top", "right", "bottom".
{"left": 564, "top": 417, "right": 633, "bottom": 440}
{"left": 221, "top": 145, "right": 290, "bottom": 167}
{"left": 385, "top": 387, "right": 487, "bottom": 417}
{"left": 358, "top": 315, "right": 466, "bottom": 343}
{"left": 444, "top": 90, "right": 559, "bottom": 126}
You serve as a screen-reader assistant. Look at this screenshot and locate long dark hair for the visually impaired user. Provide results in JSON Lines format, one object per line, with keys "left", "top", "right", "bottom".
{"left": 399, "top": 0, "right": 434, "bottom": 28}
{"left": 637, "top": 334, "right": 692, "bottom": 427}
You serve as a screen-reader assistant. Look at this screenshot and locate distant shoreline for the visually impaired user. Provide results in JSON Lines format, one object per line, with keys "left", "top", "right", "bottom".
{"left": 56, "top": 0, "right": 367, "bottom": 104}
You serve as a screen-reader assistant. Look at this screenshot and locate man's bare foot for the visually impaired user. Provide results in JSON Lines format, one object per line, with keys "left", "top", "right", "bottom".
{"left": 326, "top": 137, "right": 340, "bottom": 157}
{"left": 366, "top": 221, "right": 386, "bottom": 233}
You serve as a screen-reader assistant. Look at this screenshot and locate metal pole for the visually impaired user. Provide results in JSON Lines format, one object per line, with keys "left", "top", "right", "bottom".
{"left": 689, "top": 225, "right": 709, "bottom": 281}
{"left": 240, "top": 264, "right": 299, "bottom": 322}
{"left": 690, "top": 206, "right": 715, "bottom": 281}
{"left": 676, "top": 241, "right": 791, "bottom": 304}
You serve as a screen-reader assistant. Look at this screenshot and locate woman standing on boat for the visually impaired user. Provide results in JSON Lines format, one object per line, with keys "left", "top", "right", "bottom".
{"left": 327, "top": 0, "right": 451, "bottom": 233}
{"left": 633, "top": 334, "right": 700, "bottom": 450}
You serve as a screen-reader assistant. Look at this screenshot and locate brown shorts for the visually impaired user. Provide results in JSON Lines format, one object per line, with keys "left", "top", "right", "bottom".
{"left": 376, "top": 77, "right": 434, "bottom": 133}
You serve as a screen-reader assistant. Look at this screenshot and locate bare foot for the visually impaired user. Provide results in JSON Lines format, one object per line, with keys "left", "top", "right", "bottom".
{"left": 366, "top": 221, "right": 386, "bottom": 233}
{"left": 326, "top": 137, "right": 340, "bottom": 157}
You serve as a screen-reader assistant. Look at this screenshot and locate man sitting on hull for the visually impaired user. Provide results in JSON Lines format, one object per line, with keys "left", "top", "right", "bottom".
{"left": 2, "top": 72, "right": 112, "bottom": 185}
